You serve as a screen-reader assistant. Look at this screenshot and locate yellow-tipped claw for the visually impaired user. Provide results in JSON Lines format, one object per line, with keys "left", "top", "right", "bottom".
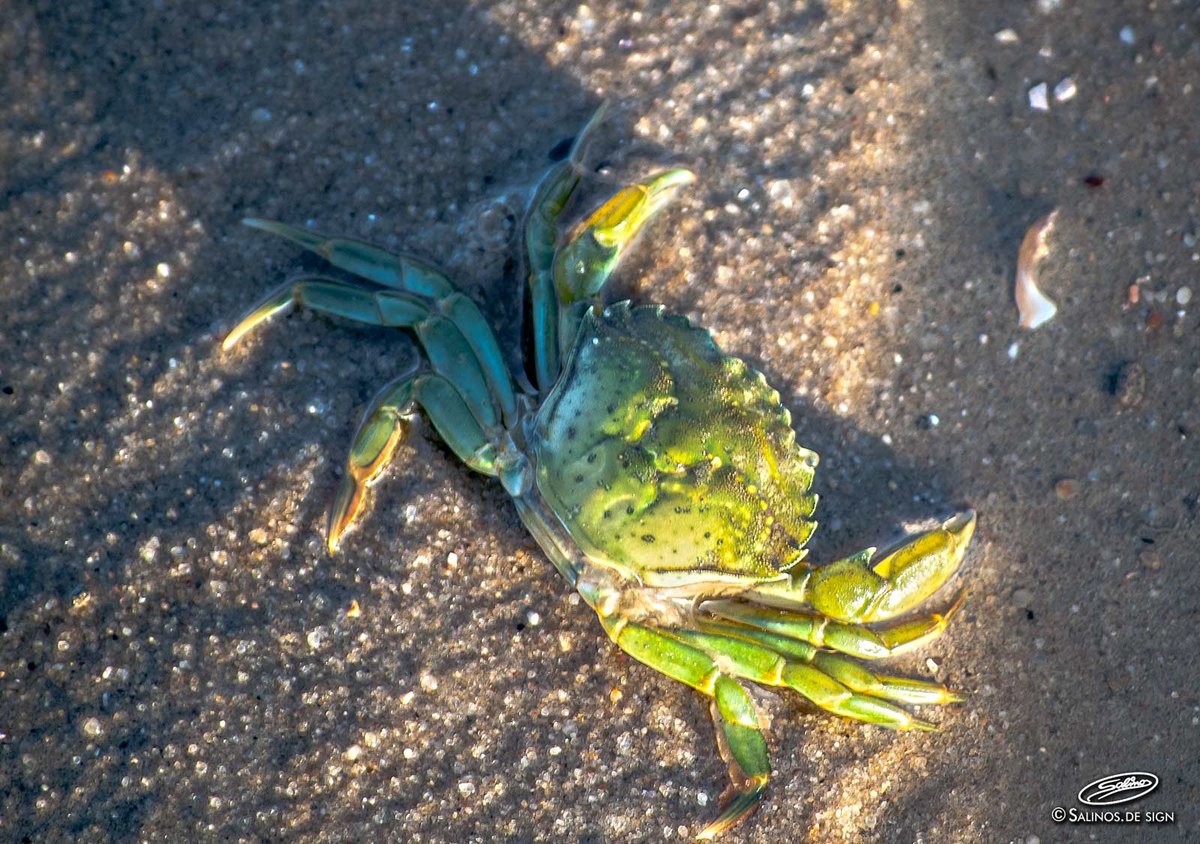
{"left": 577, "top": 167, "right": 697, "bottom": 250}
{"left": 554, "top": 168, "right": 696, "bottom": 304}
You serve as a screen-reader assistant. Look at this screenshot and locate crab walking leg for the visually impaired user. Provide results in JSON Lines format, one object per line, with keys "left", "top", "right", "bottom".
{"left": 223, "top": 277, "right": 514, "bottom": 431}
{"left": 695, "top": 618, "right": 963, "bottom": 706}
{"left": 593, "top": 614, "right": 771, "bottom": 838}
{"left": 242, "top": 218, "right": 454, "bottom": 297}
{"left": 750, "top": 510, "right": 976, "bottom": 623}
{"left": 552, "top": 168, "right": 696, "bottom": 357}
{"left": 238, "top": 221, "right": 518, "bottom": 426}
{"left": 525, "top": 104, "right": 609, "bottom": 393}
{"left": 703, "top": 590, "right": 966, "bottom": 661}
{"left": 700, "top": 678, "right": 771, "bottom": 841}
{"left": 657, "top": 626, "right": 938, "bottom": 731}
{"left": 328, "top": 371, "right": 499, "bottom": 551}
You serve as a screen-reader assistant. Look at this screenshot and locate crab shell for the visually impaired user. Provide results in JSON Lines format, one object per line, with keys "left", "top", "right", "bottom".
{"left": 535, "top": 301, "right": 818, "bottom": 589}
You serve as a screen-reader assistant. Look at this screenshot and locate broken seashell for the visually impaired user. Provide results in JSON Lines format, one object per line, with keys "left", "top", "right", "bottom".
{"left": 1015, "top": 210, "right": 1059, "bottom": 329}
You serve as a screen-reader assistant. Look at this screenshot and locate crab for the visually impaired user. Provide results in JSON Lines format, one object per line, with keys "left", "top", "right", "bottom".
{"left": 223, "top": 106, "right": 976, "bottom": 839}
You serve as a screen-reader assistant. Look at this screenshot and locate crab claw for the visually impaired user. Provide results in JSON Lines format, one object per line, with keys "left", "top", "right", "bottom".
{"left": 553, "top": 167, "right": 696, "bottom": 305}
{"left": 807, "top": 510, "right": 976, "bottom": 624}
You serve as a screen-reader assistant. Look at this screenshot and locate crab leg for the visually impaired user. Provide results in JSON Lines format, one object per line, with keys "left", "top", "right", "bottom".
{"left": 241, "top": 218, "right": 454, "bottom": 297}
{"left": 750, "top": 510, "right": 976, "bottom": 623}
{"left": 702, "top": 591, "right": 965, "bottom": 660}
{"left": 593, "top": 614, "right": 771, "bottom": 839}
{"left": 525, "top": 104, "right": 608, "bottom": 393}
{"left": 694, "top": 618, "right": 963, "bottom": 706}
{"left": 596, "top": 608, "right": 956, "bottom": 837}
{"left": 234, "top": 220, "right": 517, "bottom": 427}
{"left": 327, "top": 370, "right": 498, "bottom": 551}
{"left": 223, "top": 276, "right": 514, "bottom": 432}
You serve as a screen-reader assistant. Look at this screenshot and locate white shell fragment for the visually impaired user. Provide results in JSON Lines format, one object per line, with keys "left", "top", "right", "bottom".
{"left": 1015, "top": 210, "right": 1059, "bottom": 329}
{"left": 1028, "top": 82, "right": 1050, "bottom": 112}
{"left": 1053, "top": 77, "right": 1077, "bottom": 102}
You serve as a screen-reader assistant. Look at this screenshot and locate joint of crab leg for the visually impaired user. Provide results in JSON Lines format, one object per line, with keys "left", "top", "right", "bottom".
{"left": 327, "top": 372, "right": 497, "bottom": 552}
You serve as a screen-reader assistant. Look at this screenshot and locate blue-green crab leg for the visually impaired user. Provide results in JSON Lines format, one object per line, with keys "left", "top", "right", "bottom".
{"left": 328, "top": 370, "right": 497, "bottom": 551}
{"left": 242, "top": 217, "right": 454, "bottom": 298}
{"left": 236, "top": 220, "right": 517, "bottom": 427}
{"left": 223, "top": 275, "right": 513, "bottom": 432}
{"left": 525, "top": 104, "right": 608, "bottom": 393}
{"left": 750, "top": 510, "right": 976, "bottom": 623}
{"left": 702, "top": 591, "right": 966, "bottom": 661}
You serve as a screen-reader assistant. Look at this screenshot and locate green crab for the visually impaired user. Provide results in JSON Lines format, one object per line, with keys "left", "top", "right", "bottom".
{"left": 223, "top": 106, "right": 975, "bottom": 839}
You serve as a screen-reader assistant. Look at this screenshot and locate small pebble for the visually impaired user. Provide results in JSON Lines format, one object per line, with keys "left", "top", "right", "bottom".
{"left": 1176, "top": 287, "right": 1192, "bottom": 306}
{"left": 1053, "top": 77, "right": 1077, "bottom": 103}
{"left": 1138, "top": 549, "right": 1163, "bottom": 571}
{"left": 1054, "top": 478, "right": 1079, "bottom": 500}
{"left": 994, "top": 29, "right": 1019, "bottom": 44}
{"left": 1012, "top": 588, "right": 1033, "bottom": 609}
{"left": 1119, "top": 25, "right": 1135, "bottom": 45}
{"left": 1028, "top": 82, "right": 1050, "bottom": 112}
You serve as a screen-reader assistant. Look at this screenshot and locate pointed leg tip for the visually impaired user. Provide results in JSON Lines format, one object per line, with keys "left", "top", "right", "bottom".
{"left": 696, "top": 778, "right": 768, "bottom": 841}
{"left": 327, "top": 474, "right": 367, "bottom": 554}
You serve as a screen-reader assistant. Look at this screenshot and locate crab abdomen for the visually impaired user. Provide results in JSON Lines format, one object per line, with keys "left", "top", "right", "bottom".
{"left": 532, "top": 303, "right": 818, "bottom": 586}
